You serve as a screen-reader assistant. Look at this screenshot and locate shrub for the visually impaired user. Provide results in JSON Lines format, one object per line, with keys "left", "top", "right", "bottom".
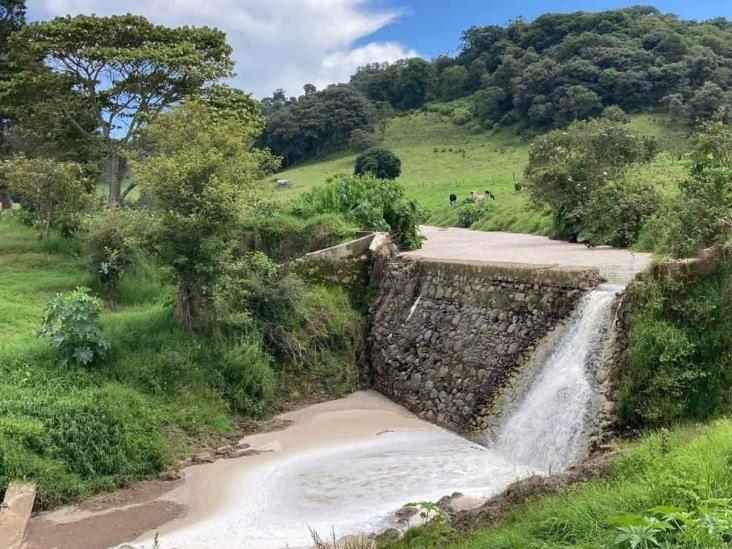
{"left": 39, "top": 288, "right": 110, "bottom": 367}
{"left": 297, "top": 174, "right": 423, "bottom": 249}
{"left": 524, "top": 119, "right": 656, "bottom": 241}
{"left": 211, "top": 252, "right": 305, "bottom": 347}
{"left": 83, "top": 208, "right": 145, "bottom": 289}
{"left": 2, "top": 156, "right": 93, "bottom": 237}
{"left": 457, "top": 202, "right": 494, "bottom": 228}
{"left": 638, "top": 120, "right": 732, "bottom": 257}
{"left": 581, "top": 181, "right": 659, "bottom": 247}
{"left": 354, "top": 147, "right": 402, "bottom": 179}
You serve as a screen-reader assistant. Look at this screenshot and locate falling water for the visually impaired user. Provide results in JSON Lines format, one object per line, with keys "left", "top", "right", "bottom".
{"left": 495, "top": 284, "right": 621, "bottom": 472}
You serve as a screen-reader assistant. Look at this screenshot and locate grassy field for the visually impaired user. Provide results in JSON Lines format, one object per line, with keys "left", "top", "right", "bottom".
{"left": 386, "top": 420, "right": 732, "bottom": 548}
{"left": 267, "top": 111, "right": 687, "bottom": 236}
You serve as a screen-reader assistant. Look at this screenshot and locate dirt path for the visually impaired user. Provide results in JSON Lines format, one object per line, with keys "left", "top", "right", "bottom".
{"left": 403, "top": 226, "right": 652, "bottom": 283}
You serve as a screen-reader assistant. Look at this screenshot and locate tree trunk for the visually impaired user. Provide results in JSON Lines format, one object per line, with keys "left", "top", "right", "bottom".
{"left": 0, "top": 190, "right": 12, "bottom": 210}
{"left": 175, "top": 284, "right": 203, "bottom": 331}
{"left": 105, "top": 150, "right": 123, "bottom": 204}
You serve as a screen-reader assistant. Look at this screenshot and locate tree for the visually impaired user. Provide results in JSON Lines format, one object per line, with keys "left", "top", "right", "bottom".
{"left": 132, "top": 101, "right": 274, "bottom": 329}
{"left": 524, "top": 119, "right": 656, "bottom": 240}
{"left": 9, "top": 14, "right": 233, "bottom": 203}
{"left": 2, "top": 156, "right": 93, "bottom": 237}
{"left": 354, "top": 147, "right": 401, "bottom": 180}
{"left": 263, "top": 84, "right": 374, "bottom": 166}
{"left": 437, "top": 65, "right": 468, "bottom": 101}
{"left": 303, "top": 83, "right": 316, "bottom": 97}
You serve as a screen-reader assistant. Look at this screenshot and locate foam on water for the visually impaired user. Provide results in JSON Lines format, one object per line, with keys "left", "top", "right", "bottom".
{"left": 143, "top": 430, "right": 532, "bottom": 548}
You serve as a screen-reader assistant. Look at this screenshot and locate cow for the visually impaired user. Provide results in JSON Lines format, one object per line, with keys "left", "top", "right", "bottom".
{"left": 449, "top": 193, "right": 457, "bottom": 206}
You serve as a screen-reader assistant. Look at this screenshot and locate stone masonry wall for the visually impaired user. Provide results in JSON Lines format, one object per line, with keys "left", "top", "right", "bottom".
{"left": 364, "top": 257, "right": 601, "bottom": 434}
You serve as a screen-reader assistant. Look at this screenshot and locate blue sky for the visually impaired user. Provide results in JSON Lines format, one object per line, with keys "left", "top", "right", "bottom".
{"left": 27, "top": 1, "right": 732, "bottom": 97}
{"left": 364, "top": 0, "right": 732, "bottom": 58}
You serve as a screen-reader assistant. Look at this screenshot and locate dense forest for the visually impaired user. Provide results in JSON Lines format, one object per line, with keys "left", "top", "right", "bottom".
{"left": 262, "top": 6, "right": 732, "bottom": 167}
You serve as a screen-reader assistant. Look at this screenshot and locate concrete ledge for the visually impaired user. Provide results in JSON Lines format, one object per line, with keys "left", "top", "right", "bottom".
{"left": 400, "top": 256, "right": 601, "bottom": 290}
{"left": 0, "top": 482, "right": 36, "bottom": 549}
{"left": 303, "top": 232, "right": 385, "bottom": 260}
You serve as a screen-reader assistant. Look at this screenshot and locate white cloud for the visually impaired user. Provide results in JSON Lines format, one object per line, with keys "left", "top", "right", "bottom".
{"left": 29, "top": 0, "right": 419, "bottom": 97}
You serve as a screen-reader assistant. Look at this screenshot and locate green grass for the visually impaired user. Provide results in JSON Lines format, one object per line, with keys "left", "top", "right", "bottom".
{"left": 266, "top": 111, "right": 687, "bottom": 237}
{"left": 0, "top": 214, "right": 360, "bottom": 507}
{"left": 385, "top": 420, "right": 732, "bottom": 548}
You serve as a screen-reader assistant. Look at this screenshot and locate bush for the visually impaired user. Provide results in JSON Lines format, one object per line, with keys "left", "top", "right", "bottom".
{"left": 354, "top": 147, "right": 402, "bottom": 179}
{"left": 2, "top": 156, "right": 94, "bottom": 237}
{"left": 581, "top": 181, "right": 659, "bottom": 247}
{"left": 39, "top": 288, "right": 110, "bottom": 367}
{"left": 83, "top": 208, "right": 145, "bottom": 289}
{"left": 297, "top": 174, "right": 423, "bottom": 249}
{"left": 639, "top": 120, "right": 732, "bottom": 257}
{"left": 457, "top": 202, "right": 494, "bottom": 228}
{"left": 524, "top": 119, "right": 656, "bottom": 241}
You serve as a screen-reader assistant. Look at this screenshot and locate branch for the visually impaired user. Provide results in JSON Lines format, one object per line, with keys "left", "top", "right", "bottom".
{"left": 120, "top": 181, "right": 137, "bottom": 202}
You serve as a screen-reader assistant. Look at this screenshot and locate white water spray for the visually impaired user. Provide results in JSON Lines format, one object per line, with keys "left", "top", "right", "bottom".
{"left": 495, "top": 284, "right": 621, "bottom": 472}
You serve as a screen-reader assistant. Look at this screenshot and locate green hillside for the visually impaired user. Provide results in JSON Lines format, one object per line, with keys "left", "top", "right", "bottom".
{"left": 266, "top": 110, "right": 687, "bottom": 236}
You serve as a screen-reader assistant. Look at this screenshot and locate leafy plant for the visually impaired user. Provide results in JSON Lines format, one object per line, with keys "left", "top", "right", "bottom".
{"left": 296, "top": 174, "right": 423, "bottom": 249}
{"left": 354, "top": 147, "right": 402, "bottom": 180}
{"left": 38, "top": 288, "right": 110, "bottom": 367}
{"left": 83, "top": 207, "right": 146, "bottom": 289}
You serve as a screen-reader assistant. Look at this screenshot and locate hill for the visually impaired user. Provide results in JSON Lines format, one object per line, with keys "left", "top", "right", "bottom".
{"left": 265, "top": 109, "right": 687, "bottom": 236}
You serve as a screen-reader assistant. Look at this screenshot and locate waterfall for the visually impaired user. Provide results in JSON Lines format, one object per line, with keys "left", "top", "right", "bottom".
{"left": 494, "top": 284, "right": 621, "bottom": 472}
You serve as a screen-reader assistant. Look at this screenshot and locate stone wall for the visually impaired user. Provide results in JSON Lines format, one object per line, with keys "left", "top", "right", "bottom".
{"left": 363, "top": 257, "right": 601, "bottom": 434}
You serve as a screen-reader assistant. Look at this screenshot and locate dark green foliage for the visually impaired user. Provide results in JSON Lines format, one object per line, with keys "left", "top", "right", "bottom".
{"left": 343, "top": 7, "right": 732, "bottom": 134}
{"left": 617, "top": 253, "right": 732, "bottom": 428}
{"left": 39, "top": 288, "right": 110, "bottom": 367}
{"left": 263, "top": 84, "right": 375, "bottom": 167}
{"left": 297, "top": 174, "right": 424, "bottom": 250}
{"left": 354, "top": 147, "right": 401, "bottom": 179}
{"left": 582, "top": 181, "right": 659, "bottom": 247}
{"left": 524, "top": 118, "right": 656, "bottom": 241}
{"left": 350, "top": 58, "right": 436, "bottom": 111}
{"left": 457, "top": 201, "right": 495, "bottom": 228}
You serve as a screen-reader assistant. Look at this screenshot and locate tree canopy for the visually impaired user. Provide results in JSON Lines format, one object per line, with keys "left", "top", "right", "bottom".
{"left": 8, "top": 14, "right": 234, "bottom": 202}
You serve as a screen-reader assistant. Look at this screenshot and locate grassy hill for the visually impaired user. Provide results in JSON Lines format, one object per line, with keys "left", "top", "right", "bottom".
{"left": 266, "top": 110, "right": 687, "bottom": 237}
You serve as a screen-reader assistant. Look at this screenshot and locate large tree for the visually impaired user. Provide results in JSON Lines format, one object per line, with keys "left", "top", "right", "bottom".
{"left": 9, "top": 14, "right": 233, "bottom": 203}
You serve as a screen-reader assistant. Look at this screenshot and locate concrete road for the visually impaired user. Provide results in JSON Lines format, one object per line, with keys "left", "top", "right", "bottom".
{"left": 402, "top": 226, "right": 653, "bottom": 284}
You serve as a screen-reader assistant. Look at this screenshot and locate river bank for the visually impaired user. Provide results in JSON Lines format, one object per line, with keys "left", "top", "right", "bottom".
{"left": 23, "top": 391, "right": 535, "bottom": 549}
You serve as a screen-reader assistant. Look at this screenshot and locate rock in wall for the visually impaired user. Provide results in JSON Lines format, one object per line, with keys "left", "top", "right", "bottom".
{"left": 364, "top": 257, "right": 601, "bottom": 434}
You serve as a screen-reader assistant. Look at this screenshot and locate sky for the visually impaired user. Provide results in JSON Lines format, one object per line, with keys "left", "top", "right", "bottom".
{"left": 27, "top": 0, "right": 732, "bottom": 98}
